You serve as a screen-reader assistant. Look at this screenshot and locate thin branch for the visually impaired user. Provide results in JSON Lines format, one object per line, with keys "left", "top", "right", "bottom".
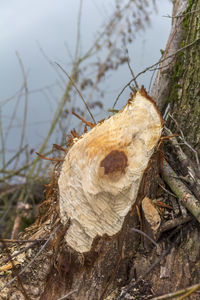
{"left": 0, "top": 190, "right": 20, "bottom": 225}
{"left": 0, "top": 163, "right": 31, "bottom": 182}
{"left": 163, "top": 8, "right": 200, "bottom": 19}
{"left": 0, "top": 233, "right": 30, "bottom": 299}
{"left": 64, "top": 41, "right": 74, "bottom": 63}
{"left": 79, "top": 1, "right": 137, "bottom": 63}
{"left": 24, "top": 0, "right": 149, "bottom": 178}
{"left": 56, "top": 289, "right": 78, "bottom": 300}
{"left": 15, "top": 52, "right": 29, "bottom": 170}
{"left": 0, "top": 240, "right": 44, "bottom": 266}
{"left": 151, "top": 282, "right": 200, "bottom": 300}
{"left": 79, "top": 8, "right": 118, "bottom": 62}
{"left": 163, "top": 160, "right": 200, "bottom": 223}
{"left": 27, "top": 65, "right": 78, "bottom": 178}
{"left": 87, "top": 13, "right": 129, "bottom": 104}
{"left": 52, "top": 144, "right": 67, "bottom": 152}
{"left": 113, "top": 38, "right": 200, "bottom": 108}
{"left": 36, "top": 152, "right": 64, "bottom": 162}
{"left": 0, "top": 84, "right": 24, "bottom": 108}
{"left": 168, "top": 114, "right": 200, "bottom": 171}
{"left": 125, "top": 48, "right": 139, "bottom": 89}
{"left": 148, "top": 64, "right": 157, "bottom": 92}
{"left": 55, "top": 63, "right": 96, "bottom": 124}
{"left": 158, "top": 216, "right": 192, "bottom": 235}
{"left": 177, "top": 283, "right": 200, "bottom": 300}
{"left": 164, "top": 127, "right": 200, "bottom": 199}
{"left": 74, "top": 0, "right": 83, "bottom": 61}
{"left": 37, "top": 41, "right": 67, "bottom": 85}
{"left": 0, "top": 108, "right": 5, "bottom": 169}
{"left": 0, "top": 185, "right": 21, "bottom": 199}
{"left": 158, "top": 182, "right": 177, "bottom": 198}
{"left": 0, "top": 224, "right": 61, "bottom": 292}
{"left": 0, "top": 145, "right": 28, "bottom": 171}
{"left": 72, "top": 111, "right": 95, "bottom": 128}
{"left": 131, "top": 228, "right": 158, "bottom": 247}
{"left": 0, "top": 238, "right": 46, "bottom": 244}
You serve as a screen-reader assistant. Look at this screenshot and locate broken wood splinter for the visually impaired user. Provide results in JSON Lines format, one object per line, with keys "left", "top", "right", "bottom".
{"left": 36, "top": 152, "right": 64, "bottom": 162}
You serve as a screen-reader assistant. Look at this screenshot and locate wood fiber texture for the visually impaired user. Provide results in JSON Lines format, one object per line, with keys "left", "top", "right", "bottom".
{"left": 58, "top": 88, "right": 163, "bottom": 253}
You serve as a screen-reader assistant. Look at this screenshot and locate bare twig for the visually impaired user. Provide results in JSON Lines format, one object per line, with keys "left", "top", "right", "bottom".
{"left": 0, "top": 84, "right": 25, "bottom": 108}
{"left": 168, "top": 114, "right": 200, "bottom": 171}
{"left": 0, "top": 238, "right": 46, "bottom": 244}
{"left": 0, "top": 233, "right": 30, "bottom": 299}
{"left": 15, "top": 52, "right": 29, "bottom": 170}
{"left": 52, "top": 144, "right": 67, "bottom": 152}
{"left": 0, "top": 108, "right": 5, "bottom": 169}
{"left": 158, "top": 216, "right": 192, "bottom": 235}
{"left": 113, "top": 38, "right": 200, "bottom": 108}
{"left": 0, "top": 145, "right": 28, "bottom": 172}
{"left": 72, "top": 111, "right": 95, "bottom": 128}
{"left": 37, "top": 41, "right": 67, "bottom": 85}
{"left": 0, "top": 185, "right": 21, "bottom": 199}
{"left": 0, "top": 240, "right": 45, "bottom": 266}
{"left": 27, "top": 66, "right": 78, "bottom": 177}
{"left": 0, "top": 224, "right": 61, "bottom": 292}
{"left": 56, "top": 289, "right": 78, "bottom": 300}
{"left": 131, "top": 228, "right": 158, "bottom": 247}
{"left": 0, "top": 163, "right": 32, "bottom": 182}
{"left": 126, "top": 52, "right": 139, "bottom": 89}
{"left": 177, "top": 283, "right": 200, "bottom": 300}
{"left": 163, "top": 8, "right": 200, "bottom": 19}
{"left": 158, "top": 182, "right": 177, "bottom": 198}
{"left": 74, "top": 0, "right": 83, "bottom": 61}
{"left": 0, "top": 190, "right": 20, "bottom": 224}
{"left": 4, "top": 86, "right": 24, "bottom": 144}
{"left": 163, "top": 160, "right": 200, "bottom": 223}
{"left": 151, "top": 282, "right": 200, "bottom": 300}
{"left": 164, "top": 126, "right": 200, "bottom": 202}
{"left": 2, "top": 0, "right": 151, "bottom": 181}
{"left": 36, "top": 152, "right": 64, "bottom": 162}
{"left": 148, "top": 64, "right": 157, "bottom": 92}
{"left": 79, "top": 1, "right": 132, "bottom": 62}
{"left": 55, "top": 63, "right": 96, "bottom": 124}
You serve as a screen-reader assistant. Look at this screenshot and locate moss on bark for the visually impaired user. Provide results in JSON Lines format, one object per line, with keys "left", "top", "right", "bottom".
{"left": 167, "top": 0, "right": 200, "bottom": 156}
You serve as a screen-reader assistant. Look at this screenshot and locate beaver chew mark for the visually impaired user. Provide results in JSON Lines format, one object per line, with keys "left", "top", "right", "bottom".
{"left": 100, "top": 150, "right": 128, "bottom": 175}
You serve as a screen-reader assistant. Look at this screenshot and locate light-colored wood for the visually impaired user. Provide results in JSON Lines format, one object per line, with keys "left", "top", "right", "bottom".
{"left": 58, "top": 88, "right": 163, "bottom": 253}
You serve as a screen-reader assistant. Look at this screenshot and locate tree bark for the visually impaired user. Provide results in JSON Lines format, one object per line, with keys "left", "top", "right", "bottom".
{"left": 167, "top": 0, "right": 200, "bottom": 158}
{"left": 1, "top": 1, "right": 200, "bottom": 299}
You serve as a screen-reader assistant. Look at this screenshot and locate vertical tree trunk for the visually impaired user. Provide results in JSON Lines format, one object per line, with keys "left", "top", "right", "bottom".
{"left": 139, "top": 1, "right": 200, "bottom": 297}
{"left": 167, "top": 0, "right": 200, "bottom": 157}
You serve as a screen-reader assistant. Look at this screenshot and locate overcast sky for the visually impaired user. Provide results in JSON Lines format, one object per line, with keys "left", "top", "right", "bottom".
{"left": 0, "top": 0, "right": 172, "bottom": 161}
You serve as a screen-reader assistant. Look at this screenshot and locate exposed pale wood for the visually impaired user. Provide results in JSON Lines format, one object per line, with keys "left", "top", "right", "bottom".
{"left": 59, "top": 89, "right": 163, "bottom": 253}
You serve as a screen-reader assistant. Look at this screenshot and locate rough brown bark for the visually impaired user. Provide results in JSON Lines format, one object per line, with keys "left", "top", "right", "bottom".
{"left": 150, "top": 0, "right": 188, "bottom": 112}
{"left": 1, "top": 1, "right": 200, "bottom": 299}
{"left": 167, "top": 0, "right": 200, "bottom": 158}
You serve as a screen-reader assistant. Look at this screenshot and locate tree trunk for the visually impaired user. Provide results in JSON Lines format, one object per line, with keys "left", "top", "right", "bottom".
{"left": 1, "top": 1, "right": 200, "bottom": 299}
{"left": 167, "top": 0, "right": 200, "bottom": 157}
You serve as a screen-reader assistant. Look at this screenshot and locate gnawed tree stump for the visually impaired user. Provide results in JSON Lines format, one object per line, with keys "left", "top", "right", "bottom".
{"left": 1, "top": 0, "right": 200, "bottom": 298}
{"left": 0, "top": 88, "right": 164, "bottom": 300}
{"left": 58, "top": 88, "right": 163, "bottom": 254}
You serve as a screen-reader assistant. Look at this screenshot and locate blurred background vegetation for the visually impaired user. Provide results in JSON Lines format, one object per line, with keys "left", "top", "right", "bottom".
{"left": 0, "top": 0, "right": 172, "bottom": 237}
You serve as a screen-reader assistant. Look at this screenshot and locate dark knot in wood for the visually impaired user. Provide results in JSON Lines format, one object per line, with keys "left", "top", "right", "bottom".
{"left": 100, "top": 150, "right": 128, "bottom": 175}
